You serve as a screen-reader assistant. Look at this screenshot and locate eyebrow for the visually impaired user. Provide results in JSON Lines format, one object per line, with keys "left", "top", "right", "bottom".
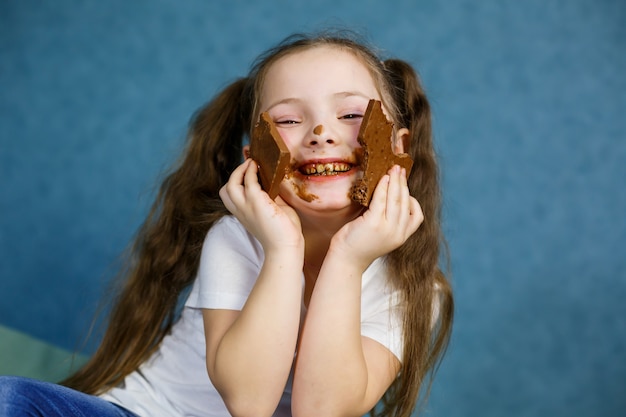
{"left": 333, "top": 91, "right": 371, "bottom": 100}
{"left": 265, "top": 97, "right": 303, "bottom": 111}
{"left": 265, "top": 91, "right": 372, "bottom": 111}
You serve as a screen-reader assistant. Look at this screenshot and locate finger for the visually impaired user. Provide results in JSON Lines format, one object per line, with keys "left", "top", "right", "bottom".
{"left": 218, "top": 185, "right": 233, "bottom": 211}
{"left": 368, "top": 173, "right": 390, "bottom": 217}
{"left": 407, "top": 197, "right": 424, "bottom": 234}
{"left": 385, "top": 165, "right": 402, "bottom": 222}
{"left": 223, "top": 159, "right": 253, "bottom": 206}
{"left": 243, "top": 159, "right": 263, "bottom": 192}
{"left": 219, "top": 181, "right": 243, "bottom": 215}
{"left": 394, "top": 167, "right": 411, "bottom": 227}
{"left": 230, "top": 158, "right": 253, "bottom": 184}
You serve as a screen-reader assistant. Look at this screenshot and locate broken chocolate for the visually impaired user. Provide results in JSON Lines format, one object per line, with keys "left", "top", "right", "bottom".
{"left": 249, "top": 112, "right": 291, "bottom": 199}
{"left": 350, "top": 100, "right": 413, "bottom": 206}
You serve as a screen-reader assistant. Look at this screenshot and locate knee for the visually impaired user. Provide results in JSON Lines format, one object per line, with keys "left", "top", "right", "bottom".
{"left": 0, "top": 376, "right": 43, "bottom": 415}
{"left": 0, "top": 376, "right": 30, "bottom": 398}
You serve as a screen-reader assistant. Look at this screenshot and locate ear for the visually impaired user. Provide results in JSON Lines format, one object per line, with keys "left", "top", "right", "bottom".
{"left": 393, "top": 128, "right": 410, "bottom": 154}
{"left": 242, "top": 144, "right": 251, "bottom": 160}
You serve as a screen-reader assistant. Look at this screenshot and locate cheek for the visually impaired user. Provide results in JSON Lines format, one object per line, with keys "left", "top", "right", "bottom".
{"left": 340, "top": 123, "right": 363, "bottom": 149}
{"left": 349, "top": 124, "right": 362, "bottom": 144}
{"left": 276, "top": 129, "right": 300, "bottom": 153}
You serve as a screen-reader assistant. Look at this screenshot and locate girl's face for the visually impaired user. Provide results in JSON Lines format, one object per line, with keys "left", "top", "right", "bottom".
{"left": 258, "top": 46, "right": 385, "bottom": 219}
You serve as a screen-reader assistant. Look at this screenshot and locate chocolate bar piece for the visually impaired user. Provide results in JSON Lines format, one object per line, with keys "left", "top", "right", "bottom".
{"left": 351, "top": 100, "right": 413, "bottom": 206}
{"left": 249, "top": 112, "right": 291, "bottom": 199}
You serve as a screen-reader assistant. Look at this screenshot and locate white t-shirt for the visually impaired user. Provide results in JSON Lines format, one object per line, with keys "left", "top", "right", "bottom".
{"left": 100, "top": 215, "right": 403, "bottom": 417}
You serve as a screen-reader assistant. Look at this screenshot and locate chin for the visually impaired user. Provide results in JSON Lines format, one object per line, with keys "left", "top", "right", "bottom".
{"left": 280, "top": 178, "right": 360, "bottom": 214}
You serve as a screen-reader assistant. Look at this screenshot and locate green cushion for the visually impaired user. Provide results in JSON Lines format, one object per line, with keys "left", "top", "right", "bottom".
{"left": 0, "top": 325, "right": 88, "bottom": 383}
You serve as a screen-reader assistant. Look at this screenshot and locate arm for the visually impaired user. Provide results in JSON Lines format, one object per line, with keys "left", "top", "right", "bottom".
{"left": 292, "top": 166, "right": 423, "bottom": 417}
{"left": 204, "top": 159, "right": 305, "bottom": 417}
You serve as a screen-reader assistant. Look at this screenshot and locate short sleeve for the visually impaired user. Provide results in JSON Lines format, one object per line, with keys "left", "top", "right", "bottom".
{"left": 185, "top": 216, "right": 264, "bottom": 311}
{"left": 359, "top": 259, "right": 404, "bottom": 361}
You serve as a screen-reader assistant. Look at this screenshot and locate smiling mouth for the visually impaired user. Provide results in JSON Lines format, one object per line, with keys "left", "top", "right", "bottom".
{"left": 298, "top": 162, "right": 353, "bottom": 176}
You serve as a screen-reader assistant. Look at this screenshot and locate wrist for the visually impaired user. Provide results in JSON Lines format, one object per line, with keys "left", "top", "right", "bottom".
{"left": 264, "top": 241, "right": 305, "bottom": 264}
{"left": 326, "top": 241, "right": 372, "bottom": 274}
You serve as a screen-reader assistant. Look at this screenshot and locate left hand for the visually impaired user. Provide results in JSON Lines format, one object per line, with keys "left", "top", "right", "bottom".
{"left": 330, "top": 165, "right": 423, "bottom": 270}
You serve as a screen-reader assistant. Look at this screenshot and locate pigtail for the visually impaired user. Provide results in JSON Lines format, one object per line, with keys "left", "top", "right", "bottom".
{"left": 62, "top": 77, "right": 253, "bottom": 394}
{"left": 384, "top": 59, "right": 440, "bottom": 271}
{"left": 379, "top": 60, "right": 454, "bottom": 417}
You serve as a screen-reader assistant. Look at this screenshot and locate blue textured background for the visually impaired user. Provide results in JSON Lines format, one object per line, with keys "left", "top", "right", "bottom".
{"left": 1, "top": 1, "right": 625, "bottom": 416}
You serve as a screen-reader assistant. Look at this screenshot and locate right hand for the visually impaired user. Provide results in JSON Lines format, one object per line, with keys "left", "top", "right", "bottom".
{"left": 219, "top": 159, "right": 304, "bottom": 253}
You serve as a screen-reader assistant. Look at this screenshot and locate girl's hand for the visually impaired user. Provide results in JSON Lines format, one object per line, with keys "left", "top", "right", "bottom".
{"left": 330, "top": 165, "right": 423, "bottom": 270}
{"left": 219, "top": 159, "right": 304, "bottom": 253}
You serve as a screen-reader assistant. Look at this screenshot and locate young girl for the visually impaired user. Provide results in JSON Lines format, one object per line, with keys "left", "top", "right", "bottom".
{"left": 0, "top": 32, "right": 453, "bottom": 417}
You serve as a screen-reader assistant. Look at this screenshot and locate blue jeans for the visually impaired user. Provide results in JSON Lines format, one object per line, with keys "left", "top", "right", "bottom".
{"left": 0, "top": 376, "right": 139, "bottom": 417}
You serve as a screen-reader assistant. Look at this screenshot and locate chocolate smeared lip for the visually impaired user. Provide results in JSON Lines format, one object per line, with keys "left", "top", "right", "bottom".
{"left": 298, "top": 161, "right": 354, "bottom": 176}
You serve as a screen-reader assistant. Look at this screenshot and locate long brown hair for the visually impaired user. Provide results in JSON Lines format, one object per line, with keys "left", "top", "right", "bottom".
{"left": 63, "top": 31, "right": 453, "bottom": 417}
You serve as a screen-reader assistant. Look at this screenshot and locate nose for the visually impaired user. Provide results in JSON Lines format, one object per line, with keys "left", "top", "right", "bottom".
{"left": 308, "top": 124, "right": 335, "bottom": 146}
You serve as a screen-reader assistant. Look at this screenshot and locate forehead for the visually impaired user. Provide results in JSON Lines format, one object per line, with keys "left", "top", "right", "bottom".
{"left": 259, "top": 45, "right": 381, "bottom": 104}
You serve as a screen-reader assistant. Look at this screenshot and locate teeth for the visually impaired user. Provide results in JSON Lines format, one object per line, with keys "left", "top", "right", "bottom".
{"left": 302, "top": 163, "right": 351, "bottom": 176}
